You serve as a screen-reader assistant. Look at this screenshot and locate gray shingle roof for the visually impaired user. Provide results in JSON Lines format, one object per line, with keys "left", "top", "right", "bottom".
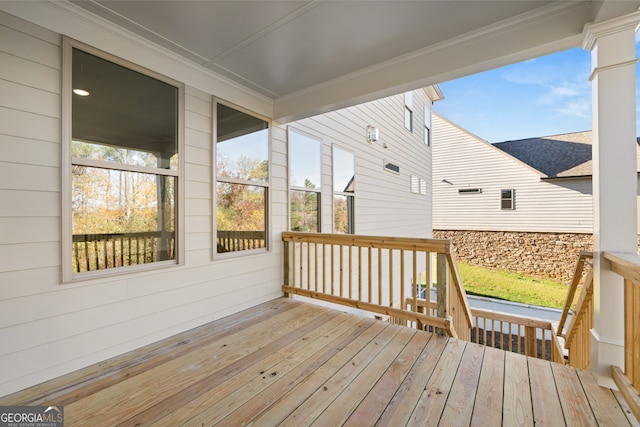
{"left": 494, "top": 131, "right": 640, "bottom": 178}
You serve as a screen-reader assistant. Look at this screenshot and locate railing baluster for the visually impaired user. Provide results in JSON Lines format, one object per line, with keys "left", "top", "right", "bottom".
{"left": 378, "top": 247, "right": 382, "bottom": 306}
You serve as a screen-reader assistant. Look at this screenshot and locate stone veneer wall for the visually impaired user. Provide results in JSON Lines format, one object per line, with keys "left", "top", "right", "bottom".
{"left": 432, "top": 230, "right": 593, "bottom": 282}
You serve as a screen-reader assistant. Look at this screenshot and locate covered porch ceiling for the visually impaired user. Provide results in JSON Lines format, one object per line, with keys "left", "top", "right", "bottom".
{"left": 71, "top": 0, "right": 640, "bottom": 122}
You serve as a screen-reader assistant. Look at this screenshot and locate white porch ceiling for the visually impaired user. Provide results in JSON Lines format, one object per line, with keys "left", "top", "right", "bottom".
{"left": 71, "top": 0, "right": 640, "bottom": 122}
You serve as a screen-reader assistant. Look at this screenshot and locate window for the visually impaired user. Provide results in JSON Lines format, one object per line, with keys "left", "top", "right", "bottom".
{"left": 64, "top": 39, "right": 183, "bottom": 280}
{"left": 289, "top": 129, "right": 322, "bottom": 232}
{"left": 424, "top": 104, "right": 432, "bottom": 146}
{"left": 501, "top": 189, "right": 515, "bottom": 209}
{"left": 404, "top": 92, "right": 413, "bottom": 132}
{"left": 411, "top": 175, "right": 428, "bottom": 196}
{"left": 215, "top": 103, "right": 269, "bottom": 254}
{"left": 333, "top": 146, "right": 355, "bottom": 234}
{"left": 459, "top": 188, "right": 482, "bottom": 194}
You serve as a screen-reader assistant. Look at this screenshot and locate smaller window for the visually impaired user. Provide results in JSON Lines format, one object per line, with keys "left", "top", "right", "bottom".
{"left": 501, "top": 189, "right": 515, "bottom": 209}
{"left": 424, "top": 104, "right": 431, "bottom": 146}
{"left": 404, "top": 106, "right": 413, "bottom": 131}
{"left": 384, "top": 160, "right": 400, "bottom": 174}
{"left": 404, "top": 92, "right": 413, "bottom": 132}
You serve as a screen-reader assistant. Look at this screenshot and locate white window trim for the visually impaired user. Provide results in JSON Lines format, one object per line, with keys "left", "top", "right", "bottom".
{"left": 62, "top": 37, "right": 185, "bottom": 283}
{"left": 501, "top": 189, "right": 516, "bottom": 210}
{"left": 212, "top": 99, "right": 272, "bottom": 258}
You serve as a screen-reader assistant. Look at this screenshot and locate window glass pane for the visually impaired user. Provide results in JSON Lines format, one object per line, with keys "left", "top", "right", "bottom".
{"left": 291, "top": 190, "right": 319, "bottom": 232}
{"left": 501, "top": 189, "right": 514, "bottom": 209}
{"left": 334, "top": 194, "right": 354, "bottom": 234}
{"left": 333, "top": 147, "right": 354, "bottom": 193}
{"left": 404, "top": 107, "right": 413, "bottom": 131}
{"left": 72, "top": 48, "right": 178, "bottom": 170}
{"left": 290, "top": 130, "right": 321, "bottom": 189}
{"left": 216, "top": 104, "right": 269, "bottom": 182}
{"left": 72, "top": 167, "right": 175, "bottom": 272}
{"left": 216, "top": 183, "right": 267, "bottom": 253}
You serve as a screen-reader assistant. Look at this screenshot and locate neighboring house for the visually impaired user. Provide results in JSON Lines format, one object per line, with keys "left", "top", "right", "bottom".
{"left": 432, "top": 113, "right": 640, "bottom": 280}
{"left": 0, "top": 7, "right": 440, "bottom": 395}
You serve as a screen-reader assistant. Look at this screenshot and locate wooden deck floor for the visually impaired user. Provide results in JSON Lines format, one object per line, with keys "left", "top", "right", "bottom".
{"left": 1, "top": 298, "right": 637, "bottom": 426}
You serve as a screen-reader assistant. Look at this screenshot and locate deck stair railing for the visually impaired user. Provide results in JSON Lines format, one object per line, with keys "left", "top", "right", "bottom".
{"left": 281, "top": 232, "right": 473, "bottom": 338}
{"left": 554, "top": 251, "right": 594, "bottom": 370}
{"left": 603, "top": 251, "right": 640, "bottom": 421}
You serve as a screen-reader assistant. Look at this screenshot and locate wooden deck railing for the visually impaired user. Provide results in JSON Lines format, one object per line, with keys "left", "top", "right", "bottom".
{"left": 555, "top": 251, "right": 594, "bottom": 369}
{"left": 217, "top": 230, "right": 266, "bottom": 253}
{"left": 72, "top": 231, "right": 175, "bottom": 272}
{"left": 282, "top": 232, "right": 473, "bottom": 338}
{"left": 604, "top": 251, "right": 640, "bottom": 421}
{"left": 409, "top": 297, "right": 562, "bottom": 362}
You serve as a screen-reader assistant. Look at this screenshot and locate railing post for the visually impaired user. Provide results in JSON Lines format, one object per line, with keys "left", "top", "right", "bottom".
{"left": 283, "top": 238, "right": 293, "bottom": 298}
{"left": 436, "top": 253, "right": 449, "bottom": 335}
{"left": 525, "top": 326, "right": 537, "bottom": 358}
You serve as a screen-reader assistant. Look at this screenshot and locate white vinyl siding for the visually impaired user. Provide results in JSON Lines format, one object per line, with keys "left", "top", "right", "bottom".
{"left": 432, "top": 114, "right": 594, "bottom": 233}
{"left": 0, "top": 12, "right": 284, "bottom": 396}
{"left": 0, "top": 8, "right": 435, "bottom": 396}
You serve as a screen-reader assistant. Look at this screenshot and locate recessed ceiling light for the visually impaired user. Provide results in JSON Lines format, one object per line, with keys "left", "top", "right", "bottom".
{"left": 73, "top": 89, "right": 90, "bottom": 96}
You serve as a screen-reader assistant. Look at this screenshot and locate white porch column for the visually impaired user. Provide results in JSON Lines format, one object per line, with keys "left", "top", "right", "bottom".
{"left": 582, "top": 13, "right": 639, "bottom": 388}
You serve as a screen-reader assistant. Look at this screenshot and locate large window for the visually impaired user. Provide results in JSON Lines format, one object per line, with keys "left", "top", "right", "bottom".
{"left": 64, "top": 39, "right": 183, "bottom": 280}
{"left": 215, "top": 103, "right": 269, "bottom": 254}
{"left": 333, "top": 146, "right": 355, "bottom": 234}
{"left": 289, "top": 129, "right": 322, "bottom": 232}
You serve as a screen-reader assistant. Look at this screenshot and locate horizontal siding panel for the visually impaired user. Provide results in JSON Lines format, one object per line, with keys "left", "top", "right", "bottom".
{"left": 0, "top": 190, "right": 59, "bottom": 217}
{"left": 0, "top": 216, "right": 59, "bottom": 245}
{"left": 185, "top": 110, "right": 211, "bottom": 134}
{"left": 184, "top": 215, "right": 211, "bottom": 234}
{"left": 0, "top": 241, "right": 59, "bottom": 273}
{"left": 0, "top": 13, "right": 59, "bottom": 61}
{"left": 185, "top": 145, "right": 211, "bottom": 167}
{"left": 0, "top": 106, "right": 59, "bottom": 142}
{"left": 185, "top": 180, "right": 211, "bottom": 200}
{"left": 0, "top": 135, "right": 59, "bottom": 167}
{"left": 0, "top": 162, "right": 58, "bottom": 192}
{"left": 0, "top": 51, "right": 59, "bottom": 93}
{"left": 0, "top": 266, "right": 60, "bottom": 299}
{"left": 0, "top": 79, "right": 59, "bottom": 118}
{"left": 185, "top": 127, "right": 211, "bottom": 151}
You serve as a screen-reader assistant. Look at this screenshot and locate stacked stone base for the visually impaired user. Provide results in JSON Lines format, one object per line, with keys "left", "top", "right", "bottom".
{"left": 432, "top": 230, "right": 593, "bottom": 282}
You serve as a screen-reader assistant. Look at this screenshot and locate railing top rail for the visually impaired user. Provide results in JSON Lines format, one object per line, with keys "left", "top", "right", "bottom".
{"left": 281, "top": 232, "right": 452, "bottom": 253}
{"left": 604, "top": 251, "right": 640, "bottom": 284}
{"left": 557, "top": 251, "right": 593, "bottom": 335}
{"left": 470, "top": 307, "right": 554, "bottom": 330}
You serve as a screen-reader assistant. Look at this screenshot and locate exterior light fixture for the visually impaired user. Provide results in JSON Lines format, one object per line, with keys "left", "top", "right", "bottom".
{"left": 366, "top": 126, "right": 379, "bottom": 142}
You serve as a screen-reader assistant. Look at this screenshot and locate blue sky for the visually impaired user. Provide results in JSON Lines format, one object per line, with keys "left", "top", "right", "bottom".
{"left": 433, "top": 42, "right": 640, "bottom": 144}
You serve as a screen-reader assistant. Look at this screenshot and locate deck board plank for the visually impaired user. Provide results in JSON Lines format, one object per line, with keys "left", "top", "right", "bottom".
{"left": 136, "top": 310, "right": 360, "bottom": 426}
{"left": 528, "top": 355, "right": 564, "bottom": 425}
{"left": 278, "top": 323, "right": 403, "bottom": 426}
{"left": 311, "top": 326, "right": 418, "bottom": 426}
{"left": 551, "top": 361, "right": 598, "bottom": 427}
{"left": 576, "top": 368, "right": 631, "bottom": 426}
{"left": 65, "top": 303, "right": 329, "bottom": 426}
{"left": 0, "top": 298, "right": 636, "bottom": 427}
{"left": 375, "top": 333, "right": 449, "bottom": 426}
{"left": 407, "top": 338, "right": 466, "bottom": 426}
{"left": 343, "top": 331, "right": 434, "bottom": 426}
{"left": 244, "top": 318, "right": 391, "bottom": 427}
{"left": 215, "top": 315, "right": 377, "bottom": 426}
{"left": 503, "top": 351, "right": 534, "bottom": 426}
{"left": 470, "top": 346, "right": 504, "bottom": 426}
{"left": 439, "top": 342, "right": 484, "bottom": 426}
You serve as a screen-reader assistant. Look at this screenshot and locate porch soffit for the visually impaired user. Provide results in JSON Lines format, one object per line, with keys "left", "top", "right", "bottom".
{"left": 57, "top": 1, "right": 640, "bottom": 121}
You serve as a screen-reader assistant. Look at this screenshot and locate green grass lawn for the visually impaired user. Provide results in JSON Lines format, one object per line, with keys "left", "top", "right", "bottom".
{"left": 456, "top": 262, "right": 568, "bottom": 309}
